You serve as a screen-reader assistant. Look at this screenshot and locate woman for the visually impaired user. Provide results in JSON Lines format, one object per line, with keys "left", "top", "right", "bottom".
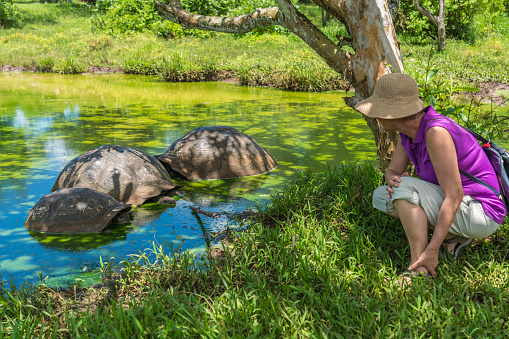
{"left": 355, "top": 73, "right": 506, "bottom": 283}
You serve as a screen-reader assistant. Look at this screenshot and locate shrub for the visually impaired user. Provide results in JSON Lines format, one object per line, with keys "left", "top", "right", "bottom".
{"left": 181, "top": 0, "right": 237, "bottom": 16}
{"left": 0, "top": 0, "right": 23, "bottom": 28}
{"left": 92, "top": 0, "right": 214, "bottom": 38}
{"left": 394, "top": 0, "right": 506, "bottom": 42}
{"left": 409, "top": 44, "right": 509, "bottom": 140}
{"left": 92, "top": 0, "right": 162, "bottom": 35}
{"left": 92, "top": 0, "right": 293, "bottom": 38}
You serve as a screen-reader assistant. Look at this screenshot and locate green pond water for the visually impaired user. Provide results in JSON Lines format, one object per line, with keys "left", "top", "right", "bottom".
{"left": 0, "top": 73, "right": 376, "bottom": 287}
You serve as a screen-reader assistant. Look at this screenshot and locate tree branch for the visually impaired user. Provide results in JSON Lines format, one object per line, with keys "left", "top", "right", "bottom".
{"left": 155, "top": 0, "right": 350, "bottom": 79}
{"left": 413, "top": 0, "right": 438, "bottom": 25}
{"left": 154, "top": 0, "right": 282, "bottom": 33}
{"left": 438, "top": 0, "right": 445, "bottom": 23}
{"left": 274, "top": 0, "right": 350, "bottom": 77}
{"left": 308, "top": 0, "right": 347, "bottom": 22}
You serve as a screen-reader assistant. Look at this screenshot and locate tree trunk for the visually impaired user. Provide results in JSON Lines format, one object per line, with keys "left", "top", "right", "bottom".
{"left": 413, "top": 0, "right": 446, "bottom": 51}
{"left": 437, "top": 0, "right": 446, "bottom": 51}
{"left": 321, "top": 9, "right": 331, "bottom": 27}
{"left": 154, "top": 0, "right": 404, "bottom": 170}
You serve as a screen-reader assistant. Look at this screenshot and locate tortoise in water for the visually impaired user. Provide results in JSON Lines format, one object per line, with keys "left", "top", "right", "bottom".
{"left": 157, "top": 126, "right": 277, "bottom": 180}
{"left": 52, "top": 145, "right": 177, "bottom": 206}
{"left": 25, "top": 188, "right": 131, "bottom": 234}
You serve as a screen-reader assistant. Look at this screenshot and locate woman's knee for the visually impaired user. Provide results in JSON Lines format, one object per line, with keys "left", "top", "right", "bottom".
{"left": 372, "top": 186, "right": 389, "bottom": 208}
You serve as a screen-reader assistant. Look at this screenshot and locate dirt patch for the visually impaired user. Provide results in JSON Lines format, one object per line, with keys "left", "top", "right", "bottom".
{"left": 83, "top": 66, "right": 123, "bottom": 74}
{"left": 2, "top": 64, "right": 37, "bottom": 72}
{"left": 469, "top": 82, "right": 509, "bottom": 106}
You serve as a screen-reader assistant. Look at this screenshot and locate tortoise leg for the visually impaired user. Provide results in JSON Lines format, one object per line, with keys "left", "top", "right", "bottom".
{"left": 112, "top": 210, "right": 131, "bottom": 224}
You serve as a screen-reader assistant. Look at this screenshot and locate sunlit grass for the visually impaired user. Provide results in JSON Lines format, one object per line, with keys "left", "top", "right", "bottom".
{"left": 1, "top": 3, "right": 509, "bottom": 337}
{"left": 1, "top": 163, "right": 508, "bottom": 337}
{"left": 4, "top": 2, "right": 508, "bottom": 93}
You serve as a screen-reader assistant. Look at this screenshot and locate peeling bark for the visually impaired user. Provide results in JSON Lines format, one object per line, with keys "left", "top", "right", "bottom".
{"left": 413, "top": 0, "right": 446, "bottom": 50}
{"left": 155, "top": 1, "right": 281, "bottom": 34}
{"left": 154, "top": 0, "right": 404, "bottom": 170}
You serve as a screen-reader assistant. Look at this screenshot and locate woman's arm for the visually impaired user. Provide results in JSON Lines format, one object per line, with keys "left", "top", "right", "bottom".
{"left": 385, "top": 137, "right": 410, "bottom": 198}
{"left": 409, "top": 126, "right": 464, "bottom": 274}
{"left": 425, "top": 126, "right": 464, "bottom": 250}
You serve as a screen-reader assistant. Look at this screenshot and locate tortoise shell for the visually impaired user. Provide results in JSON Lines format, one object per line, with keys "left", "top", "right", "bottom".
{"left": 157, "top": 126, "right": 277, "bottom": 180}
{"left": 25, "top": 188, "right": 131, "bottom": 234}
{"left": 52, "top": 145, "right": 177, "bottom": 206}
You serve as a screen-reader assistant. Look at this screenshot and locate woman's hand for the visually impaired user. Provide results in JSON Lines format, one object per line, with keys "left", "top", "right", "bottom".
{"left": 408, "top": 248, "right": 439, "bottom": 277}
{"left": 386, "top": 172, "right": 410, "bottom": 198}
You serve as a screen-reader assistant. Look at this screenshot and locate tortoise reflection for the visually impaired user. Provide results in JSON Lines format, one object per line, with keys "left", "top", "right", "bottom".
{"left": 130, "top": 204, "right": 173, "bottom": 227}
{"left": 181, "top": 174, "right": 272, "bottom": 206}
{"left": 28, "top": 223, "right": 132, "bottom": 252}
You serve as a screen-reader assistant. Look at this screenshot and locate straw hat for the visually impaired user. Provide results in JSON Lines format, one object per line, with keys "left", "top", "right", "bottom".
{"left": 355, "top": 73, "right": 424, "bottom": 119}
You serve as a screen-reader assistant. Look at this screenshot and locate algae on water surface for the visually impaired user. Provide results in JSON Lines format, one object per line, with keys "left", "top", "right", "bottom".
{"left": 0, "top": 73, "right": 376, "bottom": 287}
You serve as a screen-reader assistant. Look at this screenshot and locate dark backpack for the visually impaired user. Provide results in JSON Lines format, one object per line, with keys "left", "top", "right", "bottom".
{"left": 459, "top": 125, "right": 509, "bottom": 212}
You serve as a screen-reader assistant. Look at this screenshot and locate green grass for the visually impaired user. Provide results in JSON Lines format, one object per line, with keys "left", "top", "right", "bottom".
{"left": 2, "top": 2, "right": 508, "bottom": 92}
{"left": 402, "top": 37, "right": 509, "bottom": 85}
{"left": 1, "top": 4, "right": 509, "bottom": 337}
{"left": 0, "top": 2, "right": 348, "bottom": 91}
{"left": 2, "top": 163, "right": 509, "bottom": 337}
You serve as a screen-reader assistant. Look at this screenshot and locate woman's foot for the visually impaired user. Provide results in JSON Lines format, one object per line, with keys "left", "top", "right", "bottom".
{"left": 397, "top": 266, "right": 432, "bottom": 286}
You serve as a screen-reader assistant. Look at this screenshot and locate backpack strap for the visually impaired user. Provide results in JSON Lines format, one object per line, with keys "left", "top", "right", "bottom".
{"left": 427, "top": 117, "right": 502, "bottom": 198}
{"left": 459, "top": 169, "right": 502, "bottom": 199}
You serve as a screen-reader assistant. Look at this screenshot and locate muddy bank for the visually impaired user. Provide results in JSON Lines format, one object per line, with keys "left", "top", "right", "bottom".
{"left": 475, "top": 82, "right": 509, "bottom": 106}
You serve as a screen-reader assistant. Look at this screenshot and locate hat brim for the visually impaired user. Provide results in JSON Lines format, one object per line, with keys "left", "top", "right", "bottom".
{"left": 355, "top": 97, "right": 424, "bottom": 119}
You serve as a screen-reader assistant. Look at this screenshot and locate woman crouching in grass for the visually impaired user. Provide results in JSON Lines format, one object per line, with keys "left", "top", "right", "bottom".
{"left": 355, "top": 73, "right": 506, "bottom": 285}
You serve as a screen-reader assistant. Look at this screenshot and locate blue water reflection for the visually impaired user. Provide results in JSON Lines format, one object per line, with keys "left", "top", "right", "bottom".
{"left": 0, "top": 73, "right": 376, "bottom": 287}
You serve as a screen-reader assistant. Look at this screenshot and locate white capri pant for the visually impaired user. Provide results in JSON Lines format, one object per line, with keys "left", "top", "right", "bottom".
{"left": 372, "top": 177, "right": 500, "bottom": 239}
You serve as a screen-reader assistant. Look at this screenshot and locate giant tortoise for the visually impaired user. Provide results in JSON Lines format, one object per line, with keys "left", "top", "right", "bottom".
{"left": 52, "top": 145, "right": 177, "bottom": 206}
{"left": 157, "top": 126, "right": 277, "bottom": 180}
{"left": 25, "top": 187, "right": 131, "bottom": 234}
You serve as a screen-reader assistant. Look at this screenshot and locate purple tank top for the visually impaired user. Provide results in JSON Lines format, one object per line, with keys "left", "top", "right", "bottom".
{"left": 400, "top": 106, "right": 506, "bottom": 224}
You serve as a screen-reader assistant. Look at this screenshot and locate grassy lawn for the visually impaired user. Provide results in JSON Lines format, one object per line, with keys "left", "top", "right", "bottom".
{"left": 2, "top": 164, "right": 509, "bottom": 337}
{"left": 1, "top": 2, "right": 508, "bottom": 91}
{"left": 1, "top": 2, "right": 509, "bottom": 337}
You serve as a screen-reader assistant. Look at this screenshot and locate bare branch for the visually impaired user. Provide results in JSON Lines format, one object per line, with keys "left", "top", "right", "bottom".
{"left": 308, "top": 0, "right": 347, "bottom": 22}
{"left": 154, "top": 0, "right": 282, "bottom": 33}
{"left": 155, "top": 0, "right": 351, "bottom": 79}
{"left": 413, "top": 0, "right": 438, "bottom": 25}
{"left": 413, "top": 0, "right": 446, "bottom": 50}
{"left": 438, "top": 0, "right": 445, "bottom": 22}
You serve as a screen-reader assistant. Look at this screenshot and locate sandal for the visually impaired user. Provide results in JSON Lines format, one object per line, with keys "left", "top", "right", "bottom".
{"left": 396, "top": 270, "right": 434, "bottom": 286}
{"left": 439, "top": 243, "right": 453, "bottom": 259}
{"left": 440, "top": 235, "right": 473, "bottom": 260}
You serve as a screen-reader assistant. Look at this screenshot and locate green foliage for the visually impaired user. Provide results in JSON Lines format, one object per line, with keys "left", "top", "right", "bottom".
{"left": 36, "top": 56, "right": 55, "bottom": 72}
{"left": 92, "top": 0, "right": 214, "bottom": 38}
{"left": 2, "top": 164, "right": 509, "bottom": 337}
{"left": 395, "top": 0, "right": 507, "bottom": 42}
{"left": 0, "top": 0, "right": 23, "bottom": 28}
{"left": 409, "top": 44, "right": 509, "bottom": 140}
{"left": 181, "top": 0, "right": 237, "bottom": 16}
{"left": 473, "top": 0, "right": 507, "bottom": 38}
{"left": 92, "top": 0, "right": 292, "bottom": 38}
{"left": 54, "top": 53, "right": 86, "bottom": 74}
{"left": 20, "top": 7, "right": 58, "bottom": 25}
{"left": 92, "top": 0, "right": 164, "bottom": 35}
